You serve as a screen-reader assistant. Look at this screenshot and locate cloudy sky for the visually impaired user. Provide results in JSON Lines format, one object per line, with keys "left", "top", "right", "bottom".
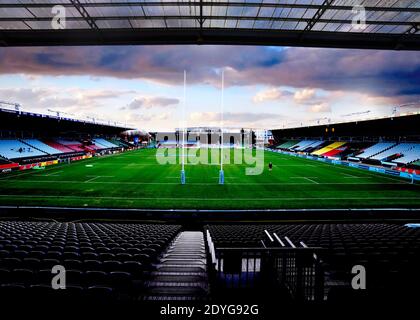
{"left": 0, "top": 45, "right": 419, "bottom": 131}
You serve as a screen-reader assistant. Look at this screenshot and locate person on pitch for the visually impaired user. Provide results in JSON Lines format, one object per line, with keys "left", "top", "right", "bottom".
{"left": 268, "top": 162, "right": 273, "bottom": 171}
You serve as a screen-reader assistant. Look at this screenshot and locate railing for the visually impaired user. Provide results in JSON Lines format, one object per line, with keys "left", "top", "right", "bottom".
{"left": 207, "top": 231, "right": 325, "bottom": 302}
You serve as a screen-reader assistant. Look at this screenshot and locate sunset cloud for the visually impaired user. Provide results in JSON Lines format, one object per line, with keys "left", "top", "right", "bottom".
{"left": 0, "top": 45, "right": 419, "bottom": 131}
{"left": 124, "top": 97, "right": 180, "bottom": 110}
{"left": 253, "top": 88, "right": 293, "bottom": 103}
{"left": 294, "top": 88, "right": 316, "bottom": 103}
{"left": 309, "top": 103, "right": 331, "bottom": 113}
{"left": 1, "top": 46, "right": 418, "bottom": 103}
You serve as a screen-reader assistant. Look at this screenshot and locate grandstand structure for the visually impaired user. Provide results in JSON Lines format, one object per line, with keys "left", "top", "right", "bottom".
{"left": 158, "top": 127, "right": 256, "bottom": 148}
{"left": 0, "top": 107, "right": 136, "bottom": 170}
{"left": 272, "top": 114, "right": 420, "bottom": 170}
{"left": 0, "top": 0, "right": 420, "bottom": 313}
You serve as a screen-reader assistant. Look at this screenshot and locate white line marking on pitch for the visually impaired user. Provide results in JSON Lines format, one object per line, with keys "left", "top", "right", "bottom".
{"left": 2, "top": 180, "right": 415, "bottom": 186}
{"left": 342, "top": 173, "right": 371, "bottom": 179}
{"left": 274, "top": 164, "right": 316, "bottom": 167}
{"left": 0, "top": 194, "right": 417, "bottom": 201}
{"left": 42, "top": 170, "right": 64, "bottom": 177}
{"left": 290, "top": 177, "right": 319, "bottom": 184}
{"left": 85, "top": 175, "right": 115, "bottom": 183}
{"left": 311, "top": 160, "right": 411, "bottom": 184}
{"left": 85, "top": 176, "right": 101, "bottom": 183}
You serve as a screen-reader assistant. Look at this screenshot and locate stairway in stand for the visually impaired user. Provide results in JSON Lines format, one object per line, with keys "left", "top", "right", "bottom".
{"left": 144, "top": 231, "right": 209, "bottom": 301}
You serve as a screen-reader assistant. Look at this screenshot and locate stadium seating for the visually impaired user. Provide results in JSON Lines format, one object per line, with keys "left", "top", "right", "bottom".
{"left": 109, "top": 139, "right": 129, "bottom": 147}
{"left": 290, "top": 140, "right": 317, "bottom": 151}
{"left": 0, "top": 139, "right": 46, "bottom": 160}
{"left": 276, "top": 141, "right": 298, "bottom": 149}
{"left": 391, "top": 144, "right": 420, "bottom": 164}
{"left": 55, "top": 139, "right": 85, "bottom": 152}
{"left": 301, "top": 140, "right": 324, "bottom": 151}
{"left": 322, "top": 145, "right": 347, "bottom": 158}
{"left": 206, "top": 224, "right": 420, "bottom": 300}
{"left": 84, "top": 144, "right": 101, "bottom": 151}
{"left": 42, "top": 140, "right": 75, "bottom": 153}
{"left": 159, "top": 140, "right": 178, "bottom": 147}
{"left": 370, "top": 143, "right": 418, "bottom": 161}
{"left": 356, "top": 142, "right": 396, "bottom": 159}
{"left": 311, "top": 142, "right": 346, "bottom": 156}
{"left": 93, "top": 139, "right": 119, "bottom": 149}
{"left": 0, "top": 221, "right": 181, "bottom": 301}
{"left": 22, "top": 139, "right": 62, "bottom": 155}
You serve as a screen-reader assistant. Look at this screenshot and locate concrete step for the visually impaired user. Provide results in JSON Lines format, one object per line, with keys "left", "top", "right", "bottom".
{"left": 144, "top": 231, "right": 209, "bottom": 300}
{"left": 151, "top": 274, "right": 207, "bottom": 283}
{"left": 167, "top": 249, "right": 205, "bottom": 254}
{"left": 162, "top": 253, "right": 206, "bottom": 259}
{"left": 146, "top": 285, "right": 207, "bottom": 296}
{"left": 161, "top": 258, "right": 206, "bottom": 265}
{"left": 156, "top": 265, "right": 206, "bottom": 273}
{"left": 150, "top": 271, "right": 207, "bottom": 277}
{"left": 146, "top": 281, "right": 207, "bottom": 288}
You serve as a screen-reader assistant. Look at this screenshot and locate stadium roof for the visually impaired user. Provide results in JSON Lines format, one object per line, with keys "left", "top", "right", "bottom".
{"left": 271, "top": 113, "right": 420, "bottom": 139}
{"left": 0, "top": 106, "right": 135, "bottom": 133}
{"left": 0, "top": 1, "right": 419, "bottom": 50}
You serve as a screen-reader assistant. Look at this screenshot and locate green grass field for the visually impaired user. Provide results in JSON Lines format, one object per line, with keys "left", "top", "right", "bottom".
{"left": 0, "top": 148, "right": 419, "bottom": 209}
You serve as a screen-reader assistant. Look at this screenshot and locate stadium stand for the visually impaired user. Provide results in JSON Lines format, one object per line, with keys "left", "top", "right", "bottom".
{"left": 93, "top": 139, "right": 119, "bottom": 149}
{"left": 276, "top": 141, "right": 298, "bottom": 149}
{"left": 322, "top": 145, "right": 348, "bottom": 158}
{"left": 109, "top": 139, "right": 129, "bottom": 148}
{"left": 22, "top": 139, "right": 62, "bottom": 155}
{"left": 159, "top": 140, "right": 178, "bottom": 147}
{"left": 290, "top": 140, "right": 317, "bottom": 151}
{"left": 273, "top": 138, "right": 420, "bottom": 164}
{"left": 55, "top": 139, "right": 85, "bottom": 152}
{"left": 312, "top": 142, "right": 346, "bottom": 156}
{"left": 0, "top": 139, "right": 46, "bottom": 160}
{"left": 206, "top": 224, "right": 420, "bottom": 302}
{"left": 186, "top": 139, "right": 198, "bottom": 147}
{"left": 300, "top": 140, "right": 324, "bottom": 151}
{"left": 370, "top": 143, "right": 418, "bottom": 161}
{"left": 43, "top": 140, "right": 76, "bottom": 153}
{"left": 0, "top": 221, "right": 181, "bottom": 301}
{"left": 355, "top": 142, "right": 396, "bottom": 159}
{"left": 393, "top": 144, "right": 420, "bottom": 164}
{"left": 84, "top": 144, "right": 102, "bottom": 151}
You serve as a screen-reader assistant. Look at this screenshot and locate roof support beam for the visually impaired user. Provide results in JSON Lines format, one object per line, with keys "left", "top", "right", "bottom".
{"left": 69, "top": 0, "right": 99, "bottom": 30}
{"left": 1, "top": 28, "right": 419, "bottom": 51}
{"left": 1, "top": 2, "right": 419, "bottom": 13}
{"left": 0, "top": 15, "right": 414, "bottom": 27}
{"left": 304, "top": 0, "right": 334, "bottom": 32}
{"left": 198, "top": 0, "right": 205, "bottom": 28}
{"left": 405, "top": 23, "right": 420, "bottom": 35}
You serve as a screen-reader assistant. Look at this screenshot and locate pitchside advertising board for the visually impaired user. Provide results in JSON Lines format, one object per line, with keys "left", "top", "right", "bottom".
{"left": 14, "top": 155, "right": 92, "bottom": 171}
{"left": 267, "top": 148, "right": 419, "bottom": 181}
{"left": 0, "top": 163, "right": 19, "bottom": 173}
